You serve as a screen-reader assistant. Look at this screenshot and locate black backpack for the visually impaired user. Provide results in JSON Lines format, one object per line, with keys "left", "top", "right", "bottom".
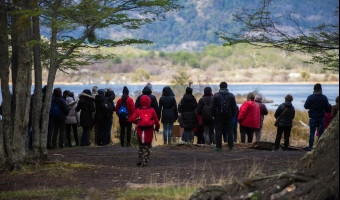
{"left": 219, "top": 93, "right": 229, "bottom": 115}
{"left": 202, "top": 99, "right": 213, "bottom": 124}
{"left": 102, "top": 98, "right": 114, "bottom": 117}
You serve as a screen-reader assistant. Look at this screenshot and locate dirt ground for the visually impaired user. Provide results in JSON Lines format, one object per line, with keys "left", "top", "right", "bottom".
{"left": 0, "top": 143, "right": 306, "bottom": 199}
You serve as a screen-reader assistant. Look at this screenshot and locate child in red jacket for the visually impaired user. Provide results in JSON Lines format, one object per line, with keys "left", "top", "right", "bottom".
{"left": 130, "top": 95, "right": 160, "bottom": 167}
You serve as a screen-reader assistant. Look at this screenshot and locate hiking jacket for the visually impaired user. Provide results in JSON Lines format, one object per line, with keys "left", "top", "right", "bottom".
{"left": 304, "top": 91, "right": 329, "bottom": 118}
{"left": 197, "top": 87, "right": 214, "bottom": 125}
{"left": 210, "top": 89, "right": 237, "bottom": 121}
{"left": 51, "top": 96, "right": 69, "bottom": 120}
{"left": 116, "top": 95, "right": 135, "bottom": 123}
{"left": 255, "top": 99, "right": 268, "bottom": 129}
{"left": 178, "top": 93, "right": 198, "bottom": 129}
{"left": 76, "top": 93, "right": 95, "bottom": 127}
{"left": 135, "top": 86, "right": 160, "bottom": 119}
{"left": 274, "top": 102, "right": 295, "bottom": 127}
{"left": 238, "top": 99, "right": 260, "bottom": 129}
{"left": 94, "top": 90, "right": 115, "bottom": 120}
{"left": 159, "top": 86, "right": 178, "bottom": 123}
{"left": 65, "top": 97, "right": 80, "bottom": 124}
{"left": 130, "top": 95, "right": 160, "bottom": 144}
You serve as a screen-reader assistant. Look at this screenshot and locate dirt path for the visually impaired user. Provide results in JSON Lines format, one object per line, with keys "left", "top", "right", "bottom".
{"left": 0, "top": 143, "right": 306, "bottom": 198}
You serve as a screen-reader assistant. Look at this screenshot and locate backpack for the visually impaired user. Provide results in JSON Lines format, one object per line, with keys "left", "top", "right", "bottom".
{"left": 137, "top": 107, "right": 155, "bottom": 128}
{"left": 117, "top": 103, "right": 128, "bottom": 120}
{"left": 50, "top": 102, "right": 60, "bottom": 117}
{"left": 202, "top": 101, "right": 213, "bottom": 124}
{"left": 102, "top": 99, "right": 114, "bottom": 117}
{"left": 219, "top": 93, "right": 229, "bottom": 115}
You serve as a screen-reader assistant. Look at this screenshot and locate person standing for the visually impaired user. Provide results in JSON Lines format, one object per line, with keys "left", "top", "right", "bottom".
{"left": 130, "top": 95, "right": 160, "bottom": 167}
{"left": 88, "top": 86, "right": 98, "bottom": 145}
{"left": 210, "top": 82, "right": 237, "bottom": 152}
{"left": 232, "top": 105, "right": 239, "bottom": 143}
{"left": 238, "top": 92, "right": 260, "bottom": 143}
{"left": 178, "top": 87, "right": 198, "bottom": 143}
{"left": 304, "top": 83, "right": 330, "bottom": 151}
{"left": 102, "top": 88, "right": 115, "bottom": 145}
{"left": 116, "top": 86, "right": 135, "bottom": 147}
{"left": 158, "top": 86, "right": 178, "bottom": 145}
{"left": 254, "top": 93, "right": 268, "bottom": 141}
{"left": 76, "top": 89, "right": 95, "bottom": 146}
{"left": 65, "top": 92, "right": 80, "bottom": 147}
{"left": 135, "top": 82, "right": 160, "bottom": 120}
{"left": 51, "top": 88, "right": 69, "bottom": 149}
{"left": 274, "top": 94, "right": 295, "bottom": 151}
{"left": 197, "top": 87, "right": 215, "bottom": 145}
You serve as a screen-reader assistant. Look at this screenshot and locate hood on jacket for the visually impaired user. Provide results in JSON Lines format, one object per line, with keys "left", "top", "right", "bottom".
{"left": 162, "top": 86, "right": 174, "bottom": 96}
{"left": 140, "top": 95, "right": 151, "bottom": 108}
{"left": 66, "top": 96, "right": 74, "bottom": 104}
{"left": 79, "top": 92, "right": 94, "bottom": 99}
{"left": 203, "top": 87, "right": 212, "bottom": 96}
{"left": 142, "top": 86, "right": 152, "bottom": 95}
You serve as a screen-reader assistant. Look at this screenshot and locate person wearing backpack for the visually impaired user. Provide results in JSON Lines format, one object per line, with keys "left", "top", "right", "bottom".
{"left": 94, "top": 88, "right": 115, "bottom": 146}
{"left": 197, "top": 87, "right": 215, "bottom": 145}
{"left": 115, "top": 86, "right": 135, "bottom": 147}
{"left": 130, "top": 95, "right": 160, "bottom": 167}
{"left": 159, "top": 86, "right": 178, "bottom": 145}
{"left": 210, "top": 82, "right": 237, "bottom": 152}
{"left": 51, "top": 88, "right": 69, "bottom": 149}
{"left": 103, "top": 88, "right": 116, "bottom": 145}
{"left": 238, "top": 92, "right": 260, "bottom": 143}
{"left": 178, "top": 87, "right": 198, "bottom": 143}
{"left": 76, "top": 89, "right": 95, "bottom": 146}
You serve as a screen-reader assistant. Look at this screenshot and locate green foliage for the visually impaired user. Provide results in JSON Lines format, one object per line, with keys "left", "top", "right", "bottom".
{"left": 171, "top": 69, "right": 191, "bottom": 89}
{"left": 112, "top": 56, "right": 122, "bottom": 64}
{"left": 132, "top": 68, "right": 150, "bottom": 82}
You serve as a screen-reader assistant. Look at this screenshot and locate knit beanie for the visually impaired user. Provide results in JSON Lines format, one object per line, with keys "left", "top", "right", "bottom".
{"left": 145, "top": 82, "right": 153, "bottom": 91}
{"left": 98, "top": 89, "right": 105, "bottom": 95}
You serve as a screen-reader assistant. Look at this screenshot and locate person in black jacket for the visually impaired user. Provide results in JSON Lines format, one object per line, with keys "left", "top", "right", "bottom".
{"left": 159, "top": 86, "right": 178, "bottom": 145}
{"left": 197, "top": 87, "right": 215, "bottom": 145}
{"left": 274, "top": 94, "right": 295, "bottom": 151}
{"left": 135, "top": 83, "right": 160, "bottom": 119}
{"left": 178, "top": 87, "right": 198, "bottom": 143}
{"left": 76, "top": 89, "right": 95, "bottom": 146}
{"left": 51, "top": 88, "right": 69, "bottom": 149}
{"left": 94, "top": 88, "right": 115, "bottom": 146}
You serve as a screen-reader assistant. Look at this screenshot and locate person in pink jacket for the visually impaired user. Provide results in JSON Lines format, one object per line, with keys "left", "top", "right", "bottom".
{"left": 238, "top": 92, "right": 260, "bottom": 143}
{"left": 115, "top": 86, "right": 135, "bottom": 147}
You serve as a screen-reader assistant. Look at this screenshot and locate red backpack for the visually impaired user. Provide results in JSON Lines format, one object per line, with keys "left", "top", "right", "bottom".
{"left": 137, "top": 107, "right": 155, "bottom": 128}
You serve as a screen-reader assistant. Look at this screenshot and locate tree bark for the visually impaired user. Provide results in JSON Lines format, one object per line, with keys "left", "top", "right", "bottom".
{"left": 190, "top": 113, "right": 339, "bottom": 200}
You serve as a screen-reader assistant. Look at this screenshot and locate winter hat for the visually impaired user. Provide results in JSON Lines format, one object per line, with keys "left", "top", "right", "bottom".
{"left": 203, "top": 87, "right": 212, "bottom": 96}
{"left": 220, "top": 81, "right": 228, "bottom": 89}
{"left": 314, "top": 83, "right": 322, "bottom": 91}
{"left": 285, "top": 94, "right": 293, "bottom": 102}
{"left": 255, "top": 93, "right": 263, "bottom": 102}
{"left": 186, "top": 87, "right": 193, "bottom": 94}
{"left": 66, "top": 96, "right": 73, "bottom": 104}
{"left": 145, "top": 82, "right": 153, "bottom": 91}
{"left": 98, "top": 89, "right": 105, "bottom": 95}
{"left": 122, "top": 86, "right": 129, "bottom": 95}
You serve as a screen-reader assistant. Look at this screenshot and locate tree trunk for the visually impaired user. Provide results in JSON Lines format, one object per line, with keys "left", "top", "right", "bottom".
{"left": 31, "top": 0, "right": 48, "bottom": 161}
{"left": 10, "top": 0, "right": 32, "bottom": 170}
{"left": 190, "top": 113, "right": 339, "bottom": 200}
{"left": 0, "top": 0, "right": 13, "bottom": 171}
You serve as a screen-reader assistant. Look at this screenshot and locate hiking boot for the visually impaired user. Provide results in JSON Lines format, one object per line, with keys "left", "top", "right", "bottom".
{"left": 228, "top": 147, "right": 233, "bottom": 152}
{"left": 214, "top": 148, "right": 222, "bottom": 152}
{"left": 141, "top": 162, "right": 147, "bottom": 167}
{"left": 307, "top": 147, "right": 312, "bottom": 151}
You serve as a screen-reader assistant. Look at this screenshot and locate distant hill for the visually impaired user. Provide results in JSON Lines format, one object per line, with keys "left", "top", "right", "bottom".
{"left": 96, "top": 0, "right": 339, "bottom": 51}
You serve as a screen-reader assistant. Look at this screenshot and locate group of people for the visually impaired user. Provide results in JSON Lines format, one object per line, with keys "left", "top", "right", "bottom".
{"left": 23, "top": 81, "right": 338, "bottom": 166}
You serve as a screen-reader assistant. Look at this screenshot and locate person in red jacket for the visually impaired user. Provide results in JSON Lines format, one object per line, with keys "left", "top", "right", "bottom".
{"left": 130, "top": 95, "right": 160, "bottom": 167}
{"left": 115, "top": 86, "right": 135, "bottom": 147}
{"left": 238, "top": 92, "right": 260, "bottom": 143}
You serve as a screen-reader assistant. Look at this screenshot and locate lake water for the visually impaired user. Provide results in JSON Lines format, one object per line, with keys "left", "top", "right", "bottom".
{"left": 1, "top": 83, "right": 339, "bottom": 110}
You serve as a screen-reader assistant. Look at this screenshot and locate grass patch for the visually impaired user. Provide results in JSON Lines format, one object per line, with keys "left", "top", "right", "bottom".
{"left": 114, "top": 186, "right": 198, "bottom": 200}
{"left": 0, "top": 188, "right": 85, "bottom": 200}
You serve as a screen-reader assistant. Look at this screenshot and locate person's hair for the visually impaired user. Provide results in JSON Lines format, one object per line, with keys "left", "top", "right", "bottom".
{"left": 67, "top": 92, "right": 75, "bottom": 100}
{"left": 53, "top": 88, "right": 62, "bottom": 97}
{"left": 92, "top": 86, "right": 98, "bottom": 93}
{"left": 82, "top": 89, "right": 91, "bottom": 96}
{"left": 285, "top": 94, "right": 293, "bottom": 102}
{"left": 219, "top": 81, "right": 228, "bottom": 89}
{"left": 247, "top": 92, "right": 255, "bottom": 100}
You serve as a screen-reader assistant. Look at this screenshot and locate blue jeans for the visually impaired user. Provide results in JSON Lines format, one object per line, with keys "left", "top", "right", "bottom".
{"left": 309, "top": 117, "right": 325, "bottom": 148}
{"left": 214, "top": 120, "right": 233, "bottom": 149}
{"left": 163, "top": 123, "right": 173, "bottom": 143}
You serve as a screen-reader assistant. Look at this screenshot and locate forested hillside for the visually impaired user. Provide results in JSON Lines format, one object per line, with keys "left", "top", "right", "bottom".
{"left": 97, "top": 0, "right": 339, "bottom": 51}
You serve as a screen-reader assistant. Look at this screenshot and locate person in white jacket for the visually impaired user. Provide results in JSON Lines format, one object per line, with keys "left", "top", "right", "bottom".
{"left": 65, "top": 92, "right": 80, "bottom": 147}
